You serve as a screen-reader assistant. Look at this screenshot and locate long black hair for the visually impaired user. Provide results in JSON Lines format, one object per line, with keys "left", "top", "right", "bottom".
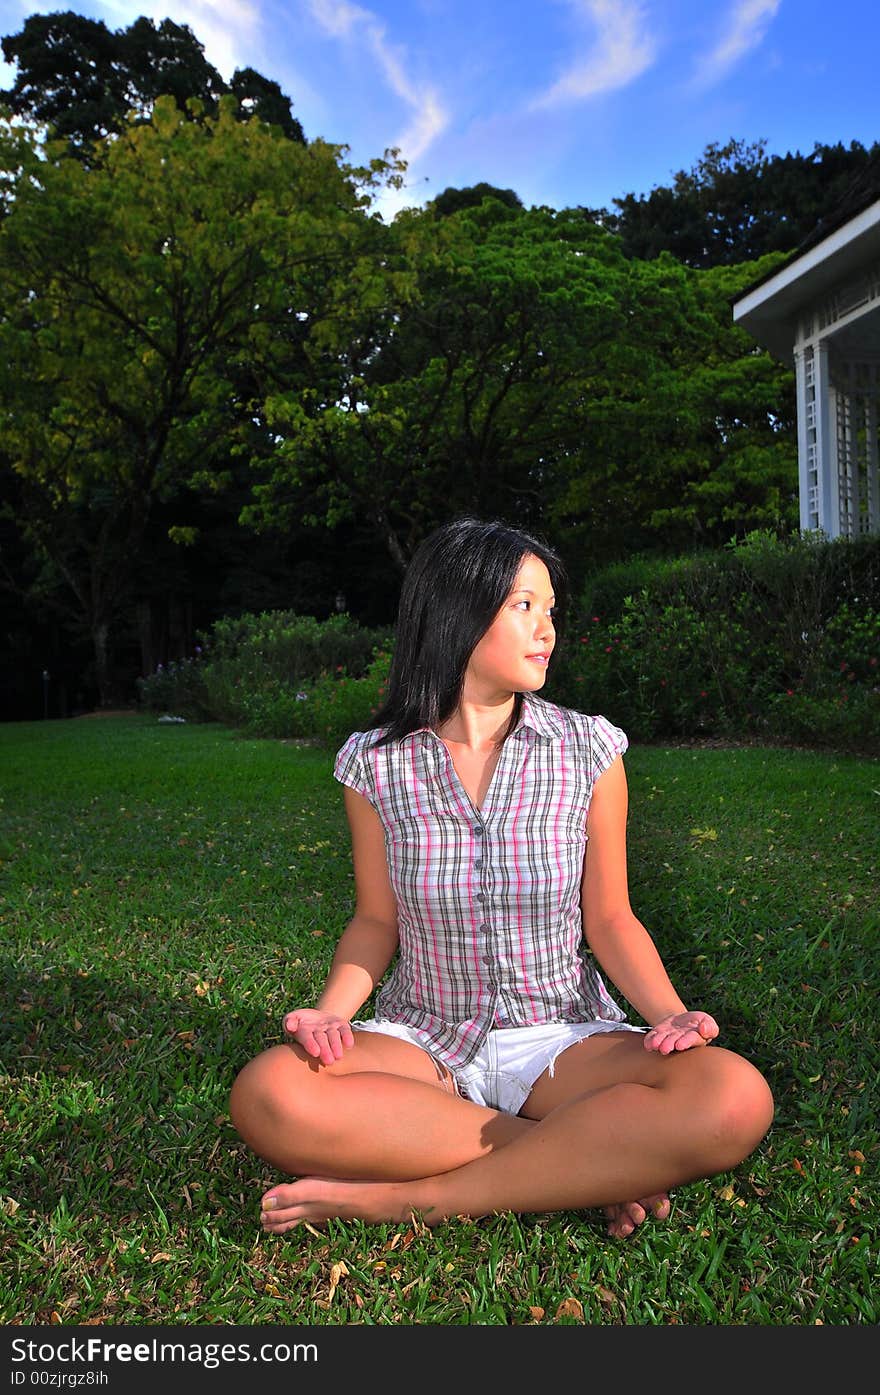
{"left": 369, "top": 516, "right": 567, "bottom": 746}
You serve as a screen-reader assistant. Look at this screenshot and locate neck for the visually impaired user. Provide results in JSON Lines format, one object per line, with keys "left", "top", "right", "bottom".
{"left": 436, "top": 691, "right": 519, "bottom": 750}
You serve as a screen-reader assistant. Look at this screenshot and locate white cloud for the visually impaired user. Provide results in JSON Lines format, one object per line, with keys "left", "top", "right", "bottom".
{"left": 694, "top": 0, "right": 782, "bottom": 88}
{"left": 307, "top": 0, "right": 448, "bottom": 163}
{"left": 530, "top": 0, "right": 656, "bottom": 109}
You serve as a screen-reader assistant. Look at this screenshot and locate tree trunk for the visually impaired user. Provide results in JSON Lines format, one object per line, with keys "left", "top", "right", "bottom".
{"left": 92, "top": 618, "right": 114, "bottom": 708}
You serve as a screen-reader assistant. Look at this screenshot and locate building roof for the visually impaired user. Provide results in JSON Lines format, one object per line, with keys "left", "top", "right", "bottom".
{"left": 732, "top": 153, "right": 880, "bottom": 361}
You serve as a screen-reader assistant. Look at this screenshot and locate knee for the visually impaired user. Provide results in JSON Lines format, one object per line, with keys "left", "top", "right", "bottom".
{"left": 704, "top": 1050, "right": 774, "bottom": 1165}
{"left": 228, "top": 1045, "right": 305, "bottom": 1143}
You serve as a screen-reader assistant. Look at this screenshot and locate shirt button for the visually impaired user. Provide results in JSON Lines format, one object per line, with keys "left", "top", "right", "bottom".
{"left": 481, "top": 955, "right": 493, "bottom": 965}
{"left": 474, "top": 826, "right": 484, "bottom": 837}
{"left": 476, "top": 891, "right": 486, "bottom": 902}
{"left": 479, "top": 923, "right": 489, "bottom": 933}
{"left": 474, "top": 858, "right": 483, "bottom": 868}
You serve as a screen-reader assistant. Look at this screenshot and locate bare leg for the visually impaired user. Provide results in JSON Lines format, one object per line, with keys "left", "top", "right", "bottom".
{"left": 258, "top": 1037, "right": 773, "bottom": 1231}
{"left": 229, "top": 1032, "right": 532, "bottom": 1182}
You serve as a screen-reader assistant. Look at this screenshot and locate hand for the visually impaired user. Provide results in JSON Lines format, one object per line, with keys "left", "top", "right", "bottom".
{"left": 282, "top": 1007, "right": 355, "bottom": 1066}
{"left": 643, "top": 1010, "right": 718, "bottom": 1054}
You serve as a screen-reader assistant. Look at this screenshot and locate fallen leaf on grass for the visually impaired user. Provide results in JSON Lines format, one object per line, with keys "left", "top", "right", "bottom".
{"left": 555, "top": 1297, "right": 584, "bottom": 1321}
{"left": 528, "top": 1306, "right": 545, "bottom": 1321}
{"left": 327, "top": 1259, "right": 349, "bottom": 1303}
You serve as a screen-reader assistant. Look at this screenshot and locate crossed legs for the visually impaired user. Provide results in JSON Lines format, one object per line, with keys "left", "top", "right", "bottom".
{"left": 229, "top": 1029, "right": 773, "bottom": 1236}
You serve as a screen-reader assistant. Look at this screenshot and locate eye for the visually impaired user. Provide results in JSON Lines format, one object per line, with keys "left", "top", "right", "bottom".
{"left": 513, "top": 599, "right": 556, "bottom": 618}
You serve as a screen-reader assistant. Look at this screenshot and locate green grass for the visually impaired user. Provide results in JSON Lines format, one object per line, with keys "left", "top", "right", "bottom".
{"left": 1, "top": 714, "right": 876, "bottom": 1325}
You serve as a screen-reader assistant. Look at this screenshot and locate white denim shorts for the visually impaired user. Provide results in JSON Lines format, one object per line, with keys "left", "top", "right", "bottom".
{"left": 352, "top": 1018, "right": 645, "bottom": 1114}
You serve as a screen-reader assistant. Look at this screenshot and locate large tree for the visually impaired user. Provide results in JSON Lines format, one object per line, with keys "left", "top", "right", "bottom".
{"left": 244, "top": 197, "right": 637, "bottom": 571}
{"left": 0, "top": 10, "right": 305, "bottom": 153}
{"left": 0, "top": 97, "right": 399, "bottom": 703}
{"left": 548, "top": 251, "right": 797, "bottom": 569}
{"left": 245, "top": 194, "right": 797, "bottom": 578}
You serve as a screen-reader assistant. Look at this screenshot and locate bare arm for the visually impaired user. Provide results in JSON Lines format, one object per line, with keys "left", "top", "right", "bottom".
{"left": 581, "top": 756, "right": 717, "bottom": 1050}
{"left": 284, "top": 785, "right": 400, "bottom": 1063}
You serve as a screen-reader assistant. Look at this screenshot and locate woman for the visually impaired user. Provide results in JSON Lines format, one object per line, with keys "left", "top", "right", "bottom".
{"left": 229, "top": 517, "right": 774, "bottom": 1237}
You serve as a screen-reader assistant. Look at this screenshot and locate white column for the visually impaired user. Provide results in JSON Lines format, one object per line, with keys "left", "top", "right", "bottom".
{"left": 814, "top": 340, "right": 840, "bottom": 538}
{"left": 836, "top": 381, "right": 856, "bottom": 538}
{"left": 793, "top": 341, "right": 818, "bottom": 533}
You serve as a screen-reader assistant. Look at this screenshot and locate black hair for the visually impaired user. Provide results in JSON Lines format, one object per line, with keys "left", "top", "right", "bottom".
{"left": 369, "top": 516, "right": 567, "bottom": 746}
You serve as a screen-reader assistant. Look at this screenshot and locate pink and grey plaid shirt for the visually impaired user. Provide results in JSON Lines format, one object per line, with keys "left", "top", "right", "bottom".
{"left": 333, "top": 692, "right": 631, "bottom": 1068}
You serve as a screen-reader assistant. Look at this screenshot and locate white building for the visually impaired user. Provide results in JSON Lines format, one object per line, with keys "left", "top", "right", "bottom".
{"left": 732, "top": 196, "right": 880, "bottom": 540}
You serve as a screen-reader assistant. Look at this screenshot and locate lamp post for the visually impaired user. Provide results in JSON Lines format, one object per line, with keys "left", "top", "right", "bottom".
{"left": 42, "top": 669, "right": 50, "bottom": 719}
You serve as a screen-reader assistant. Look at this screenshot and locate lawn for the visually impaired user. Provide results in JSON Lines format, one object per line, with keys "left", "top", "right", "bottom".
{"left": 0, "top": 713, "right": 876, "bottom": 1325}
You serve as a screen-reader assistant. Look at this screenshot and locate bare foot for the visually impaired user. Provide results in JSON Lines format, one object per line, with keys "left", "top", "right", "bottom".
{"left": 603, "top": 1192, "right": 670, "bottom": 1239}
{"left": 260, "top": 1177, "right": 429, "bottom": 1234}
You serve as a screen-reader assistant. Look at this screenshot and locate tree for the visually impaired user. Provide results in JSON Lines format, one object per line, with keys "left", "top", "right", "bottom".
{"left": 0, "top": 10, "right": 304, "bottom": 154}
{"left": 0, "top": 97, "right": 400, "bottom": 703}
{"left": 429, "top": 182, "right": 523, "bottom": 217}
{"left": 599, "top": 137, "right": 880, "bottom": 267}
{"left": 244, "top": 199, "right": 798, "bottom": 579}
{"left": 548, "top": 253, "right": 798, "bottom": 567}
{"left": 243, "top": 199, "right": 635, "bottom": 571}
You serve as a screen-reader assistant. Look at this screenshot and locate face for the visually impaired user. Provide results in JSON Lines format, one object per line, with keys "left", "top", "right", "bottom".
{"left": 465, "top": 553, "right": 556, "bottom": 699}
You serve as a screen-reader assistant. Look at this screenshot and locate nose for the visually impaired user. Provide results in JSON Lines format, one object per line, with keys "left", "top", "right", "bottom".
{"left": 536, "top": 610, "right": 555, "bottom": 641}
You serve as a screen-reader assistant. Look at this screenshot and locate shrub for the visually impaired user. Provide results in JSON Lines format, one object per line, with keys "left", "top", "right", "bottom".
{"left": 136, "top": 652, "right": 211, "bottom": 721}
{"left": 199, "top": 611, "right": 392, "bottom": 728}
{"left": 547, "top": 531, "right": 880, "bottom": 753}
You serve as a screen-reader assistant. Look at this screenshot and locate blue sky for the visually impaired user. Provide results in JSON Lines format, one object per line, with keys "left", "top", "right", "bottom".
{"left": 1, "top": 1, "right": 877, "bottom": 219}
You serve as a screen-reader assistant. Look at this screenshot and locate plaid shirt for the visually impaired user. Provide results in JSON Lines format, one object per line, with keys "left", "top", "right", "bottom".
{"left": 333, "top": 693, "right": 631, "bottom": 1068}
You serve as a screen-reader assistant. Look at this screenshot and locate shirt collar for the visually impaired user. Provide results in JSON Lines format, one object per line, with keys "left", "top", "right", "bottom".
{"left": 515, "top": 691, "right": 565, "bottom": 741}
{"left": 399, "top": 691, "right": 565, "bottom": 744}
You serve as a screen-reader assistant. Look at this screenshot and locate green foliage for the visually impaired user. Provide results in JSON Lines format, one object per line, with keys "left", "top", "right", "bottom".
{"left": 0, "top": 10, "right": 305, "bottom": 153}
{"left": 601, "top": 136, "right": 880, "bottom": 267}
{"left": 0, "top": 97, "right": 401, "bottom": 700}
{"left": 293, "top": 648, "right": 393, "bottom": 750}
{"left": 136, "top": 654, "right": 211, "bottom": 721}
{"left": 549, "top": 532, "right": 880, "bottom": 752}
{"left": 136, "top": 610, "right": 393, "bottom": 745}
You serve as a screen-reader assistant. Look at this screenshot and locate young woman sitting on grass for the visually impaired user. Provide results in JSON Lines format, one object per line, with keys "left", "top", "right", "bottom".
{"left": 229, "top": 517, "right": 774, "bottom": 1237}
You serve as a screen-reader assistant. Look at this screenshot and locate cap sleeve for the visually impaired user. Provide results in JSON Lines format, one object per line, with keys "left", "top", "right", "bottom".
{"left": 333, "top": 730, "right": 376, "bottom": 805}
{"left": 588, "top": 715, "right": 628, "bottom": 783}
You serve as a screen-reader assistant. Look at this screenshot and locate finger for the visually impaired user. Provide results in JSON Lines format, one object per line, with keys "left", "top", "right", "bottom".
{"left": 323, "top": 1026, "right": 346, "bottom": 1061}
{"left": 313, "top": 1028, "right": 338, "bottom": 1065}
